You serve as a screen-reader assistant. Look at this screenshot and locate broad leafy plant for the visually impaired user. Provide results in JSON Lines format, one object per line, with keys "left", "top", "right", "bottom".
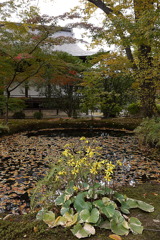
{"left": 35, "top": 137, "right": 154, "bottom": 238}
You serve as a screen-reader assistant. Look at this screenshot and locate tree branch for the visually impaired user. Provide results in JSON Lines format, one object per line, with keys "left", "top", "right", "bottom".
{"left": 88, "top": 0, "right": 113, "bottom": 14}
{"left": 9, "top": 63, "right": 44, "bottom": 93}
{"left": 87, "top": 0, "right": 137, "bottom": 68}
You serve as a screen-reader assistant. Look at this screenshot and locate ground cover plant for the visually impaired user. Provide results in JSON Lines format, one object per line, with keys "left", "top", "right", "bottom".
{"left": 33, "top": 137, "right": 154, "bottom": 239}
{"left": 135, "top": 118, "right": 160, "bottom": 150}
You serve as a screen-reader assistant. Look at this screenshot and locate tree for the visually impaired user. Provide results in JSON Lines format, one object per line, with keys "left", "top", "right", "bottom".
{"left": 80, "top": 51, "right": 134, "bottom": 117}
{"left": 0, "top": 5, "right": 77, "bottom": 123}
{"left": 36, "top": 52, "right": 86, "bottom": 117}
{"left": 69, "top": 0, "right": 160, "bottom": 117}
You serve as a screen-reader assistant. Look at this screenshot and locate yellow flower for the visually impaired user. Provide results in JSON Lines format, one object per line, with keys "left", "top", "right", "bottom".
{"left": 73, "top": 186, "right": 79, "bottom": 191}
{"left": 80, "top": 136, "right": 86, "bottom": 141}
{"left": 90, "top": 168, "right": 98, "bottom": 174}
{"left": 58, "top": 170, "right": 66, "bottom": 176}
{"left": 71, "top": 168, "right": 79, "bottom": 175}
{"left": 64, "top": 143, "right": 71, "bottom": 148}
{"left": 62, "top": 149, "right": 71, "bottom": 157}
{"left": 55, "top": 176, "right": 60, "bottom": 181}
{"left": 88, "top": 151, "right": 94, "bottom": 158}
{"left": 67, "top": 159, "right": 75, "bottom": 166}
{"left": 117, "top": 160, "right": 122, "bottom": 166}
{"left": 104, "top": 175, "right": 112, "bottom": 181}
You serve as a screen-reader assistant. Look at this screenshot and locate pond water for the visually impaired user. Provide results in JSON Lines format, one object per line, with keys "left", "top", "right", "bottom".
{"left": 0, "top": 129, "right": 160, "bottom": 214}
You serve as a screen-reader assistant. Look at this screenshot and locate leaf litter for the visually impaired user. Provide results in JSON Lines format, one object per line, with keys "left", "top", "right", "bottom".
{"left": 0, "top": 130, "right": 160, "bottom": 214}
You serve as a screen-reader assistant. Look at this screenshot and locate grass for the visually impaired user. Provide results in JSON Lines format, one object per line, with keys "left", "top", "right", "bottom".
{"left": 0, "top": 183, "right": 160, "bottom": 240}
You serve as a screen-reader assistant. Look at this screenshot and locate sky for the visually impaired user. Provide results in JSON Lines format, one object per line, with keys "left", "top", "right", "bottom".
{"left": 37, "top": 0, "right": 81, "bottom": 16}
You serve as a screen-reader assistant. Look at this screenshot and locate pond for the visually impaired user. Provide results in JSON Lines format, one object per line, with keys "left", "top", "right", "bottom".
{"left": 0, "top": 129, "right": 160, "bottom": 214}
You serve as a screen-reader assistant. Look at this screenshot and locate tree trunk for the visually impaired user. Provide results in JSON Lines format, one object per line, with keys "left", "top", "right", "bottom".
{"left": 138, "top": 44, "right": 157, "bottom": 117}
{"left": 134, "top": 0, "right": 156, "bottom": 117}
{"left": 5, "top": 89, "right": 10, "bottom": 124}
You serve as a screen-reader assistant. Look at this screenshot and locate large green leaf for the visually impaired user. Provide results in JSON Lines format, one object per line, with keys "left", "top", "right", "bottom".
{"left": 71, "top": 223, "right": 95, "bottom": 239}
{"left": 125, "top": 198, "right": 138, "bottom": 208}
{"left": 36, "top": 208, "right": 48, "bottom": 220}
{"left": 79, "top": 208, "right": 100, "bottom": 223}
{"left": 102, "top": 197, "right": 117, "bottom": 208}
{"left": 129, "top": 217, "right": 143, "bottom": 234}
{"left": 93, "top": 200, "right": 115, "bottom": 218}
{"left": 110, "top": 219, "right": 129, "bottom": 236}
{"left": 71, "top": 224, "right": 89, "bottom": 239}
{"left": 93, "top": 199, "right": 104, "bottom": 209}
{"left": 55, "top": 194, "right": 66, "bottom": 205}
{"left": 120, "top": 202, "right": 130, "bottom": 214}
{"left": 74, "top": 192, "right": 92, "bottom": 212}
{"left": 137, "top": 200, "right": 154, "bottom": 212}
{"left": 63, "top": 212, "right": 79, "bottom": 227}
{"left": 60, "top": 199, "right": 73, "bottom": 215}
{"left": 42, "top": 211, "right": 56, "bottom": 227}
{"left": 99, "top": 219, "right": 111, "bottom": 229}
{"left": 111, "top": 211, "right": 129, "bottom": 236}
{"left": 83, "top": 223, "right": 95, "bottom": 236}
{"left": 103, "top": 204, "right": 116, "bottom": 218}
{"left": 114, "top": 192, "right": 126, "bottom": 203}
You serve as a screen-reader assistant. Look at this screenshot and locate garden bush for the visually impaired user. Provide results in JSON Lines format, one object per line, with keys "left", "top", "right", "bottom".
{"left": 134, "top": 117, "right": 160, "bottom": 149}
{"left": 33, "top": 111, "right": 43, "bottom": 119}
{"left": 127, "top": 102, "right": 141, "bottom": 116}
{"left": 0, "top": 124, "right": 9, "bottom": 134}
{"left": 156, "top": 104, "right": 160, "bottom": 115}
{"left": 12, "top": 111, "right": 25, "bottom": 119}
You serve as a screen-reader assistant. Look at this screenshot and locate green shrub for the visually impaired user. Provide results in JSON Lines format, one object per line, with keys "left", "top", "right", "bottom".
{"left": 135, "top": 117, "right": 160, "bottom": 149}
{"left": 12, "top": 111, "right": 25, "bottom": 119}
{"left": 127, "top": 102, "right": 141, "bottom": 116}
{"left": 156, "top": 104, "right": 160, "bottom": 115}
{"left": 0, "top": 124, "right": 9, "bottom": 134}
{"left": 33, "top": 111, "right": 43, "bottom": 119}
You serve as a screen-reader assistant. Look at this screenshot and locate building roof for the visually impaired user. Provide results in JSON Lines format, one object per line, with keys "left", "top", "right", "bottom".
{"left": 52, "top": 29, "right": 96, "bottom": 57}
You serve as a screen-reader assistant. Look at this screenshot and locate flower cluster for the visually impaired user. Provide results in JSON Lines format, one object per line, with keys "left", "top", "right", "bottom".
{"left": 55, "top": 137, "right": 122, "bottom": 188}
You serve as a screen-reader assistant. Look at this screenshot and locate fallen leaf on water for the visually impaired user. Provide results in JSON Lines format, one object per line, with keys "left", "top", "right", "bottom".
{"left": 152, "top": 193, "right": 158, "bottom": 196}
{"left": 109, "top": 234, "right": 122, "bottom": 240}
{"left": 33, "top": 226, "right": 38, "bottom": 233}
{"left": 153, "top": 219, "right": 160, "bottom": 223}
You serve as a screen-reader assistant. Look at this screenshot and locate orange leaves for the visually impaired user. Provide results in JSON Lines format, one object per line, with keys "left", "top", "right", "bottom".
{"left": 109, "top": 234, "right": 122, "bottom": 240}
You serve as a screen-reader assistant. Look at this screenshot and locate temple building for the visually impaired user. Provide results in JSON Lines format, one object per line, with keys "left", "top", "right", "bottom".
{"left": 8, "top": 28, "right": 96, "bottom": 117}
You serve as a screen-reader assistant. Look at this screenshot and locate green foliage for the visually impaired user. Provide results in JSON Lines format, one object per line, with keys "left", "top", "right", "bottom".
{"left": 73, "top": 0, "right": 160, "bottom": 117}
{"left": 12, "top": 111, "right": 25, "bottom": 119}
{"left": 33, "top": 111, "right": 43, "bottom": 119}
{"left": 156, "top": 104, "right": 160, "bottom": 115}
{"left": 127, "top": 102, "right": 141, "bottom": 116}
{"left": 0, "top": 96, "right": 26, "bottom": 113}
{"left": 34, "top": 137, "right": 154, "bottom": 238}
{"left": 135, "top": 117, "right": 160, "bottom": 149}
{"left": 0, "top": 124, "right": 9, "bottom": 134}
{"left": 80, "top": 53, "right": 134, "bottom": 118}
{"left": 36, "top": 182, "right": 154, "bottom": 238}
